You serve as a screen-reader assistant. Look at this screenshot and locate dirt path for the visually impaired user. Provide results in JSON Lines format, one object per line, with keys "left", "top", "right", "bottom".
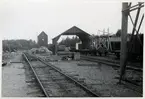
{"left": 2, "top": 53, "right": 28, "bottom": 97}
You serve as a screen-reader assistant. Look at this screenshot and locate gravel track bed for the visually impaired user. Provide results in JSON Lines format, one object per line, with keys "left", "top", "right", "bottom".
{"left": 29, "top": 60, "right": 95, "bottom": 97}
{"left": 49, "top": 60, "right": 142, "bottom": 97}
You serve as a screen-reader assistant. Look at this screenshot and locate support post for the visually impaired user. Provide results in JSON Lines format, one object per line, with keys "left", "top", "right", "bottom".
{"left": 131, "top": 3, "right": 141, "bottom": 37}
{"left": 52, "top": 39, "right": 57, "bottom": 55}
{"left": 119, "top": 3, "right": 128, "bottom": 83}
{"left": 52, "top": 35, "right": 61, "bottom": 55}
{"left": 137, "top": 14, "right": 144, "bottom": 34}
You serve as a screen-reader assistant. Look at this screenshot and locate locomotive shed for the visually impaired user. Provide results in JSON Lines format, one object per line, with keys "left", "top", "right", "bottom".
{"left": 2, "top": 2, "right": 144, "bottom": 98}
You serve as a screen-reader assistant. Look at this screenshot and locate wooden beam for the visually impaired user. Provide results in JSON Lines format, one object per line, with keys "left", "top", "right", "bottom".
{"left": 119, "top": 3, "right": 128, "bottom": 83}
{"left": 52, "top": 35, "right": 61, "bottom": 55}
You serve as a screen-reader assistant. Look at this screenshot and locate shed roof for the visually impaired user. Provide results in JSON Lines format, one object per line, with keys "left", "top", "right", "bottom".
{"left": 52, "top": 26, "right": 90, "bottom": 41}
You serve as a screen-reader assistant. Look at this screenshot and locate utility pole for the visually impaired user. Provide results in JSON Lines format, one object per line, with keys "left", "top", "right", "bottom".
{"left": 107, "top": 28, "right": 109, "bottom": 34}
{"left": 119, "top": 3, "right": 128, "bottom": 83}
{"left": 103, "top": 29, "right": 105, "bottom": 35}
{"left": 107, "top": 28, "right": 110, "bottom": 50}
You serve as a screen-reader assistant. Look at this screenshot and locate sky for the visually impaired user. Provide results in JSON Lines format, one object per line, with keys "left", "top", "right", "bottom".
{"left": 0, "top": 0, "right": 144, "bottom": 43}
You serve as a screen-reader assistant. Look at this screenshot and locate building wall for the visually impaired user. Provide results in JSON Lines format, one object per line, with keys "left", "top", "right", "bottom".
{"left": 37, "top": 32, "right": 48, "bottom": 47}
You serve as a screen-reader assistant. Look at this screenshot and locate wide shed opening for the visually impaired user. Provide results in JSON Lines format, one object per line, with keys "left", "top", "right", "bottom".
{"left": 52, "top": 26, "right": 91, "bottom": 54}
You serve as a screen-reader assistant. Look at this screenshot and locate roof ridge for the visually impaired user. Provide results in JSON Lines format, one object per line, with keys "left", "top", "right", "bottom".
{"left": 38, "top": 31, "right": 47, "bottom": 36}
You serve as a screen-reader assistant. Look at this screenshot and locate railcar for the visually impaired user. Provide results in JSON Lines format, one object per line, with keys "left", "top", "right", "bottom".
{"left": 109, "top": 34, "right": 143, "bottom": 61}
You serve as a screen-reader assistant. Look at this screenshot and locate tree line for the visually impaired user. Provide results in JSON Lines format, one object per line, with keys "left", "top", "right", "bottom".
{"left": 58, "top": 36, "right": 80, "bottom": 48}
{"left": 2, "top": 39, "right": 37, "bottom": 52}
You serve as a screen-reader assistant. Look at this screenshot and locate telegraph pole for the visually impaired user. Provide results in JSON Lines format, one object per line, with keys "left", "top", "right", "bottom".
{"left": 119, "top": 3, "right": 128, "bottom": 83}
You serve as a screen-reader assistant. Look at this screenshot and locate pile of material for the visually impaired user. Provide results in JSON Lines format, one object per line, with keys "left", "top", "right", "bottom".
{"left": 30, "top": 46, "right": 52, "bottom": 55}
{"left": 39, "top": 46, "right": 52, "bottom": 54}
{"left": 30, "top": 48, "right": 38, "bottom": 54}
{"left": 57, "top": 52, "right": 80, "bottom": 61}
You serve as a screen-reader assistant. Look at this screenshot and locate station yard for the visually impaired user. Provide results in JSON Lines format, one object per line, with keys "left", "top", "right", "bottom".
{"left": 2, "top": 51, "right": 142, "bottom": 97}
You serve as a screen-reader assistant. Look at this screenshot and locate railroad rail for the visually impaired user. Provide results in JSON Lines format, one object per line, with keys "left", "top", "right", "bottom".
{"left": 23, "top": 53, "right": 49, "bottom": 97}
{"left": 23, "top": 53, "right": 99, "bottom": 97}
{"left": 80, "top": 55, "right": 142, "bottom": 72}
{"left": 81, "top": 55, "right": 142, "bottom": 89}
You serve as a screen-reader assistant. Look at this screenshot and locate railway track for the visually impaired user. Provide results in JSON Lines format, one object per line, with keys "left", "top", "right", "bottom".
{"left": 81, "top": 55, "right": 143, "bottom": 88}
{"left": 23, "top": 53, "right": 99, "bottom": 97}
{"left": 80, "top": 55, "right": 142, "bottom": 72}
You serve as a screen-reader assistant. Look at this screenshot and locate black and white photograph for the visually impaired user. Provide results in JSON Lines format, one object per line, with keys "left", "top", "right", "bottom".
{"left": 1, "top": 0, "right": 144, "bottom": 97}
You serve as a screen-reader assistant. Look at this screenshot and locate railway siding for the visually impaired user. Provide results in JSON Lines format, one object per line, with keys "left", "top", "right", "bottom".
{"left": 23, "top": 53, "right": 99, "bottom": 97}
{"left": 36, "top": 54, "right": 142, "bottom": 97}
{"left": 81, "top": 55, "right": 142, "bottom": 72}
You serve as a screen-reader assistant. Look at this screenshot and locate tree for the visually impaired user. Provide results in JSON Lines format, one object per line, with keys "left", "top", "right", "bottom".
{"left": 2, "top": 39, "right": 37, "bottom": 52}
{"left": 116, "top": 29, "right": 121, "bottom": 37}
{"left": 58, "top": 36, "right": 80, "bottom": 48}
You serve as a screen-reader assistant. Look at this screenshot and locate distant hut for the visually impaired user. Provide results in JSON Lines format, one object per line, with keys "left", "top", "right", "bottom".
{"left": 37, "top": 31, "right": 48, "bottom": 47}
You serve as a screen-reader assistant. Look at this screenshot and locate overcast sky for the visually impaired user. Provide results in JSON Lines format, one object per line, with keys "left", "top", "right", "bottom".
{"left": 0, "top": 0, "right": 144, "bottom": 43}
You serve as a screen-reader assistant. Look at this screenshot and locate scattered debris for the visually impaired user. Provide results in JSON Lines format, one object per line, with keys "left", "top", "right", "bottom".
{"left": 77, "top": 63, "right": 97, "bottom": 66}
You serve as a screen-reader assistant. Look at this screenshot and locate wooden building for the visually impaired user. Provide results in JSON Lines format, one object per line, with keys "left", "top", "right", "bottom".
{"left": 37, "top": 31, "right": 48, "bottom": 47}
